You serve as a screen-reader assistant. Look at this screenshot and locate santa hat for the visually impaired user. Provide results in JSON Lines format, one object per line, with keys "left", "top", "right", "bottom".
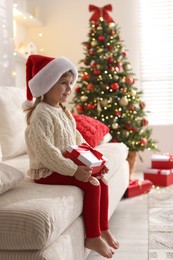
{"left": 23, "top": 54, "right": 78, "bottom": 109}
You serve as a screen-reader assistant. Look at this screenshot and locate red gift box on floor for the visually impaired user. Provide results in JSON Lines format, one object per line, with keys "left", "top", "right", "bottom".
{"left": 64, "top": 143, "right": 107, "bottom": 174}
{"left": 125, "top": 179, "right": 153, "bottom": 198}
{"left": 144, "top": 168, "right": 173, "bottom": 186}
{"left": 151, "top": 154, "right": 173, "bottom": 169}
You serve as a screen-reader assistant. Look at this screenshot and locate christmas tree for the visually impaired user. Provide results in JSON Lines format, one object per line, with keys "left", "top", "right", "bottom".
{"left": 72, "top": 4, "right": 158, "bottom": 154}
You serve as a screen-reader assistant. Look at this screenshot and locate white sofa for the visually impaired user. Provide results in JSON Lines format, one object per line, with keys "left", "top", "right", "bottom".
{"left": 0, "top": 86, "right": 129, "bottom": 260}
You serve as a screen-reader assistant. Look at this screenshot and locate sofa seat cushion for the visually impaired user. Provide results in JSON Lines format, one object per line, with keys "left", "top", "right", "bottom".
{"left": 0, "top": 177, "right": 84, "bottom": 250}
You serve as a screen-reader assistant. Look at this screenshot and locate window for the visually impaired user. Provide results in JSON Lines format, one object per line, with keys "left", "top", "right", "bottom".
{"left": 139, "top": 0, "right": 173, "bottom": 125}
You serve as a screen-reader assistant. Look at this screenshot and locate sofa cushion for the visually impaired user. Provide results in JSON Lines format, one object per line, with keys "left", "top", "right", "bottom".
{"left": 0, "top": 177, "right": 84, "bottom": 250}
{"left": 0, "top": 163, "right": 24, "bottom": 195}
{"left": 0, "top": 86, "right": 26, "bottom": 160}
{"left": 0, "top": 142, "right": 128, "bottom": 250}
{"left": 72, "top": 113, "right": 110, "bottom": 147}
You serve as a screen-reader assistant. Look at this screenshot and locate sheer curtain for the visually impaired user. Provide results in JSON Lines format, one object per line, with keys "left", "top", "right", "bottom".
{"left": 138, "top": 0, "right": 173, "bottom": 125}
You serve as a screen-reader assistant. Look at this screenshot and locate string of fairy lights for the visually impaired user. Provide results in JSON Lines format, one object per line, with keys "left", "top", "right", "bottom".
{"left": 73, "top": 17, "right": 157, "bottom": 151}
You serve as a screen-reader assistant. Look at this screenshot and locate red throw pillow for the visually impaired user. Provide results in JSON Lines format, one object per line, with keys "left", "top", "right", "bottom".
{"left": 72, "top": 113, "right": 110, "bottom": 148}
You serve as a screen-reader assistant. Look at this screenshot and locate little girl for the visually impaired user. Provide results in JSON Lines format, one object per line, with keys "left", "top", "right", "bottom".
{"left": 23, "top": 54, "right": 119, "bottom": 258}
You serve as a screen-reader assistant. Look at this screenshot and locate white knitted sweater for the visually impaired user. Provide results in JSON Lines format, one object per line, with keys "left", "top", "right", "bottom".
{"left": 25, "top": 102, "right": 84, "bottom": 180}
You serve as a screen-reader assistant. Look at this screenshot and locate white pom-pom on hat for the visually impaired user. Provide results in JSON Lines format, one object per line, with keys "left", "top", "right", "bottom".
{"left": 24, "top": 54, "right": 78, "bottom": 104}
{"left": 22, "top": 99, "right": 34, "bottom": 111}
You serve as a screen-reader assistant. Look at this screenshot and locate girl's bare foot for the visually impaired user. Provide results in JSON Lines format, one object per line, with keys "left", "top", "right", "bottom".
{"left": 102, "top": 230, "right": 119, "bottom": 249}
{"left": 85, "top": 236, "right": 113, "bottom": 258}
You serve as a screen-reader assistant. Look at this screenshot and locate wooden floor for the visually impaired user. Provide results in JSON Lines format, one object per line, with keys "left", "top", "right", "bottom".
{"left": 87, "top": 173, "right": 149, "bottom": 260}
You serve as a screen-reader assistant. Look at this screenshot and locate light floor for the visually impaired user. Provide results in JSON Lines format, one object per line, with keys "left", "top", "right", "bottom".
{"left": 87, "top": 173, "right": 149, "bottom": 260}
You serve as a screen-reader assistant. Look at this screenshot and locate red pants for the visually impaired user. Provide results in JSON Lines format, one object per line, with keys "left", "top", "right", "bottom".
{"left": 34, "top": 172, "right": 109, "bottom": 238}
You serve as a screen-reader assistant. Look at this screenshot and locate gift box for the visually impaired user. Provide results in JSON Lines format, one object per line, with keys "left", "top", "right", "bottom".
{"left": 64, "top": 143, "right": 107, "bottom": 174}
{"left": 144, "top": 168, "right": 173, "bottom": 186}
{"left": 125, "top": 179, "right": 153, "bottom": 198}
{"left": 151, "top": 154, "right": 173, "bottom": 169}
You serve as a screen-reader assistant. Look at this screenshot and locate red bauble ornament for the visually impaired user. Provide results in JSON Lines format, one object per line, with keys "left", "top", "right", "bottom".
{"left": 132, "top": 127, "right": 138, "bottom": 132}
{"left": 115, "top": 110, "right": 121, "bottom": 116}
{"left": 116, "top": 61, "right": 122, "bottom": 69}
{"left": 93, "top": 69, "right": 101, "bottom": 75}
{"left": 129, "top": 105, "right": 135, "bottom": 110}
{"left": 108, "top": 66, "right": 115, "bottom": 71}
{"left": 91, "top": 62, "right": 97, "bottom": 68}
{"left": 110, "top": 30, "right": 115, "bottom": 36}
{"left": 90, "top": 29, "right": 95, "bottom": 34}
{"left": 87, "top": 103, "right": 94, "bottom": 109}
{"left": 76, "top": 105, "right": 84, "bottom": 113}
{"left": 86, "top": 44, "right": 91, "bottom": 50}
{"left": 108, "top": 45, "right": 114, "bottom": 51}
{"left": 84, "top": 59, "right": 90, "bottom": 66}
{"left": 89, "top": 50, "right": 94, "bottom": 56}
{"left": 75, "top": 87, "right": 81, "bottom": 93}
{"left": 141, "top": 118, "right": 148, "bottom": 126}
{"left": 122, "top": 51, "right": 128, "bottom": 57}
{"left": 82, "top": 74, "right": 90, "bottom": 80}
{"left": 87, "top": 83, "right": 94, "bottom": 90}
{"left": 122, "top": 87, "right": 127, "bottom": 93}
{"left": 140, "top": 138, "right": 148, "bottom": 146}
{"left": 140, "top": 100, "right": 146, "bottom": 109}
{"left": 125, "top": 123, "right": 131, "bottom": 131}
{"left": 107, "top": 57, "right": 114, "bottom": 63}
{"left": 112, "top": 138, "right": 118, "bottom": 143}
{"left": 111, "top": 83, "right": 120, "bottom": 91}
{"left": 98, "top": 35, "right": 105, "bottom": 41}
{"left": 125, "top": 76, "right": 134, "bottom": 85}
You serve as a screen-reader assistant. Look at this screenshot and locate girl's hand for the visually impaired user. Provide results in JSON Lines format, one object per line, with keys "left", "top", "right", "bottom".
{"left": 74, "top": 166, "right": 92, "bottom": 182}
{"left": 101, "top": 165, "right": 109, "bottom": 174}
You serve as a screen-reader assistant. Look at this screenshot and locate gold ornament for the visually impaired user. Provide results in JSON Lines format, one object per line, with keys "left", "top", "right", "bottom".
{"left": 124, "top": 63, "right": 131, "bottom": 70}
{"left": 97, "top": 26, "right": 102, "bottom": 31}
{"left": 97, "top": 48, "right": 103, "bottom": 53}
{"left": 80, "top": 95, "right": 88, "bottom": 102}
{"left": 112, "top": 123, "right": 118, "bottom": 129}
{"left": 97, "top": 100, "right": 102, "bottom": 114}
{"left": 131, "top": 89, "right": 136, "bottom": 96}
{"left": 109, "top": 97, "right": 113, "bottom": 103}
{"left": 91, "top": 41, "right": 97, "bottom": 47}
{"left": 101, "top": 99, "right": 108, "bottom": 107}
{"left": 113, "top": 75, "right": 119, "bottom": 81}
{"left": 119, "top": 96, "right": 128, "bottom": 106}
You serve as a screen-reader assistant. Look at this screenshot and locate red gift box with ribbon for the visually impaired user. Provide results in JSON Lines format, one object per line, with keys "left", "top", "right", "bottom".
{"left": 144, "top": 168, "right": 173, "bottom": 186}
{"left": 151, "top": 154, "right": 173, "bottom": 169}
{"left": 125, "top": 179, "right": 153, "bottom": 198}
{"left": 64, "top": 143, "right": 107, "bottom": 174}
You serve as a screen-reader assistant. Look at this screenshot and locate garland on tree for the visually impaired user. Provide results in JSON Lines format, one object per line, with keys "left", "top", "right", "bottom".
{"left": 72, "top": 4, "right": 158, "bottom": 153}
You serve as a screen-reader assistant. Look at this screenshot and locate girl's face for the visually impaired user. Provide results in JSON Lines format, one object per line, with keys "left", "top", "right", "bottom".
{"left": 43, "top": 72, "right": 74, "bottom": 107}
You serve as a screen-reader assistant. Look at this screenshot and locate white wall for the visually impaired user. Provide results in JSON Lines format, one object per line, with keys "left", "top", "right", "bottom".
{"left": 26, "top": 0, "right": 172, "bottom": 172}
{"left": 27, "top": 0, "right": 139, "bottom": 77}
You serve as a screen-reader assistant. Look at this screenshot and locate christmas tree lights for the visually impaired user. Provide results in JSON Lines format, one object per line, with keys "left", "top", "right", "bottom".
{"left": 72, "top": 4, "right": 158, "bottom": 153}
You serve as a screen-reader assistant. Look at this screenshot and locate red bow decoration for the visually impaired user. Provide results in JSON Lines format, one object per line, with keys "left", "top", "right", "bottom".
{"left": 129, "top": 180, "right": 142, "bottom": 188}
{"left": 89, "top": 4, "right": 115, "bottom": 24}
{"left": 78, "top": 143, "right": 103, "bottom": 160}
